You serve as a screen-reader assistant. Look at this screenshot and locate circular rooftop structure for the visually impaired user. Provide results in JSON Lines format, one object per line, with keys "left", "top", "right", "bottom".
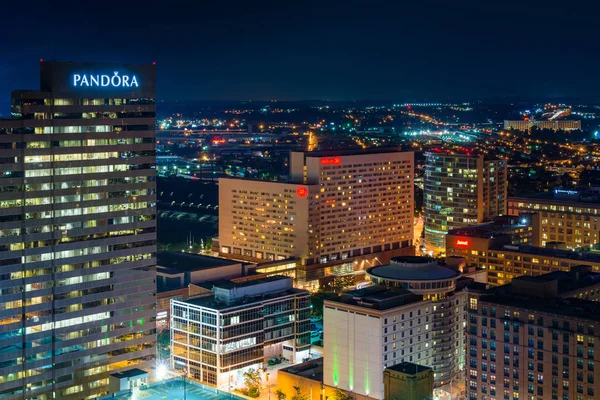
{"left": 366, "top": 256, "right": 461, "bottom": 294}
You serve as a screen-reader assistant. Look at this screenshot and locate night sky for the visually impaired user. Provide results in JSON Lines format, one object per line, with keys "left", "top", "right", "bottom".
{"left": 1, "top": 0, "right": 599, "bottom": 111}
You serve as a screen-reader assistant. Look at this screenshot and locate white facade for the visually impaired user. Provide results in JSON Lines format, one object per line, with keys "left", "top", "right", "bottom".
{"left": 324, "top": 290, "right": 467, "bottom": 399}
{"left": 324, "top": 299, "right": 438, "bottom": 399}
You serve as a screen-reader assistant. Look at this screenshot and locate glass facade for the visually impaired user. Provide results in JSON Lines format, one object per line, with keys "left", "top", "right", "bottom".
{"left": 170, "top": 287, "right": 310, "bottom": 389}
{"left": 424, "top": 152, "right": 507, "bottom": 256}
{"left": 0, "top": 63, "right": 157, "bottom": 400}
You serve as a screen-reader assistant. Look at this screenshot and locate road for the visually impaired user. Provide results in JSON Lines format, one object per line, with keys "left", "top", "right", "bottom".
{"left": 414, "top": 215, "right": 424, "bottom": 254}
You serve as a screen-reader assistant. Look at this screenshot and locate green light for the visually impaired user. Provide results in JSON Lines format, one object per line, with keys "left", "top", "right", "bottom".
{"left": 332, "top": 323, "right": 338, "bottom": 386}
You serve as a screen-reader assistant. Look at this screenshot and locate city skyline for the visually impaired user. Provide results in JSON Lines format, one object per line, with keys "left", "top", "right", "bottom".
{"left": 3, "top": 3, "right": 600, "bottom": 399}
{"left": 2, "top": 0, "right": 600, "bottom": 115}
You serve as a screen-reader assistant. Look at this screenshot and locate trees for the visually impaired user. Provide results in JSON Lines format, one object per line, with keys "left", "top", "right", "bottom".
{"left": 242, "top": 369, "right": 262, "bottom": 398}
{"left": 275, "top": 389, "right": 287, "bottom": 400}
{"left": 290, "top": 385, "right": 309, "bottom": 400}
{"left": 332, "top": 388, "right": 353, "bottom": 400}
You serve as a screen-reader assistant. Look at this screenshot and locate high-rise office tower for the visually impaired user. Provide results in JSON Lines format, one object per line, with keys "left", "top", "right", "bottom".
{"left": 424, "top": 151, "right": 507, "bottom": 255}
{"left": 0, "top": 61, "right": 157, "bottom": 399}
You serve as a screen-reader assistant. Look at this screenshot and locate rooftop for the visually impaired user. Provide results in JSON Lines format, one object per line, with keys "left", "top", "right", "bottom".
{"left": 447, "top": 215, "right": 532, "bottom": 239}
{"left": 498, "top": 268, "right": 600, "bottom": 296}
{"left": 329, "top": 285, "right": 423, "bottom": 311}
{"left": 300, "top": 146, "right": 405, "bottom": 157}
{"left": 367, "top": 257, "right": 461, "bottom": 281}
{"left": 157, "top": 251, "right": 238, "bottom": 274}
{"left": 494, "top": 244, "right": 600, "bottom": 263}
{"left": 510, "top": 189, "right": 600, "bottom": 205}
{"left": 101, "top": 378, "right": 243, "bottom": 400}
{"left": 480, "top": 293, "right": 600, "bottom": 322}
{"left": 182, "top": 276, "right": 307, "bottom": 311}
{"left": 479, "top": 269, "right": 600, "bottom": 321}
{"left": 109, "top": 368, "right": 148, "bottom": 379}
{"left": 280, "top": 358, "right": 324, "bottom": 381}
{"left": 386, "top": 362, "right": 432, "bottom": 375}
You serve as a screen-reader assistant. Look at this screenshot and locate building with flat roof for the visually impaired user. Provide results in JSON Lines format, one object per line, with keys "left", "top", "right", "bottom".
{"left": 424, "top": 151, "right": 507, "bottom": 255}
{"left": 323, "top": 256, "right": 471, "bottom": 399}
{"left": 170, "top": 276, "right": 310, "bottom": 389}
{"left": 508, "top": 190, "right": 600, "bottom": 249}
{"left": 450, "top": 235, "right": 600, "bottom": 286}
{"left": 0, "top": 61, "right": 157, "bottom": 399}
{"left": 504, "top": 119, "right": 581, "bottom": 131}
{"left": 446, "top": 214, "right": 539, "bottom": 269}
{"left": 466, "top": 269, "right": 600, "bottom": 400}
{"left": 155, "top": 251, "right": 244, "bottom": 328}
{"left": 383, "top": 362, "right": 434, "bottom": 400}
{"left": 218, "top": 148, "right": 414, "bottom": 290}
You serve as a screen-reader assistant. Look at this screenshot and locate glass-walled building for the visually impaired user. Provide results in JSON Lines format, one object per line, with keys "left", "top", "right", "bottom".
{"left": 170, "top": 276, "right": 310, "bottom": 389}
{"left": 0, "top": 61, "right": 157, "bottom": 400}
{"left": 424, "top": 151, "right": 507, "bottom": 256}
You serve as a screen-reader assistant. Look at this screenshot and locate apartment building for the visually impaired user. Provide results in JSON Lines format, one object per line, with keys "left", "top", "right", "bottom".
{"left": 467, "top": 269, "right": 600, "bottom": 400}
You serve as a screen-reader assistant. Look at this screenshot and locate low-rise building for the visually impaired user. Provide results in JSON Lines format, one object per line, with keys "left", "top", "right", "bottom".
{"left": 170, "top": 276, "right": 311, "bottom": 389}
{"left": 156, "top": 251, "right": 244, "bottom": 328}
{"left": 383, "top": 362, "right": 434, "bottom": 400}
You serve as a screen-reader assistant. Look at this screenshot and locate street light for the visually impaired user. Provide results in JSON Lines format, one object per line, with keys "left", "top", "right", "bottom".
{"left": 266, "top": 372, "right": 270, "bottom": 400}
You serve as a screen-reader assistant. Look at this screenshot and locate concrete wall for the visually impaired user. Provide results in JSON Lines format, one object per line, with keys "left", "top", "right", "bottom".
{"left": 323, "top": 307, "right": 383, "bottom": 399}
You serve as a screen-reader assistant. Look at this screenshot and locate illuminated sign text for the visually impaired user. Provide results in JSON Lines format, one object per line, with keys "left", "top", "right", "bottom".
{"left": 456, "top": 239, "right": 469, "bottom": 247}
{"left": 220, "top": 337, "right": 256, "bottom": 353}
{"left": 296, "top": 187, "right": 308, "bottom": 197}
{"left": 320, "top": 156, "right": 341, "bottom": 165}
{"left": 73, "top": 72, "right": 139, "bottom": 88}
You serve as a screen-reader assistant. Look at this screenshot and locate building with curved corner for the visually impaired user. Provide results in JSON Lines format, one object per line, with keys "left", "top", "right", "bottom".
{"left": 424, "top": 151, "right": 507, "bottom": 256}
{"left": 323, "top": 256, "right": 469, "bottom": 399}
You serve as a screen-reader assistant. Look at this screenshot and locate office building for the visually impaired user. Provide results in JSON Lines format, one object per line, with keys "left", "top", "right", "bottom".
{"left": 0, "top": 61, "right": 157, "bottom": 399}
{"left": 466, "top": 269, "right": 600, "bottom": 400}
{"left": 504, "top": 119, "right": 581, "bottom": 131}
{"left": 446, "top": 214, "right": 539, "bottom": 269}
{"left": 170, "top": 276, "right": 311, "bottom": 389}
{"left": 383, "top": 362, "right": 434, "bottom": 400}
{"left": 424, "top": 151, "right": 507, "bottom": 255}
{"left": 155, "top": 251, "right": 243, "bottom": 329}
{"left": 509, "top": 190, "right": 600, "bottom": 249}
{"left": 323, "top": 256, "right": 469, "bottom": 399}
{"left": 218, "top": 148, "right": 414, "bottom": 286}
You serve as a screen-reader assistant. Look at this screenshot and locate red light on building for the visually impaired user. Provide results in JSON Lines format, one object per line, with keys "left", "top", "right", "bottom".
{"left": 296, "top": 187, "right": 308, "bottom": 197}
{"left": 320, "top": 156, "right": 341, "bottom": 165}
{"left": 456, "top": 239, "right": 469, "bottom": 247}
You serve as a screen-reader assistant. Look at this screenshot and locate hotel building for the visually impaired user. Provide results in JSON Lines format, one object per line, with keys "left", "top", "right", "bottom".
{"left": 218, "top": 149, "right": 414, "bottom": 283}
{"left": 0, "top": 61, "right": 157, "bottom": 399}
{"left": 508, "top": 190, "right": 600, "bottom": 249}
{"left": 323, "top": 256, "right": 469, "bottom": 399}
{"left": 467, "top": 269, "right": 600, "bottom": 400}
{"left": 446, "top": 225, "right": 600, "bottom": 286}
{"left": 503, "top": 119, "right": 582, "bottom": 131}
{"left": 424, "top": 151, "right": 507, "bottom": 255}
{"left": 446, "top": 214, "right": 539, "bottom": 269}
{"left": 170, "top": 276, "right": 310, "bottom": 389}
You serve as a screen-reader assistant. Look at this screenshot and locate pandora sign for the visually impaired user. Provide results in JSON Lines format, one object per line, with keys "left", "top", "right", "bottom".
{"left": 72, "top": 71, "right": 140, "bottom": 88}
